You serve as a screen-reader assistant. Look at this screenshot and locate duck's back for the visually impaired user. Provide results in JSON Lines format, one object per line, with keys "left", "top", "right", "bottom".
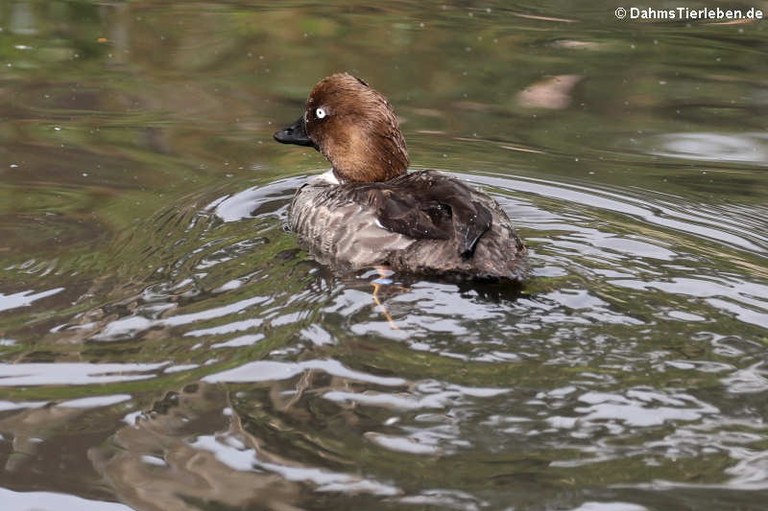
{"left": 289, "top": 170, "right": 527, "bottom": 280}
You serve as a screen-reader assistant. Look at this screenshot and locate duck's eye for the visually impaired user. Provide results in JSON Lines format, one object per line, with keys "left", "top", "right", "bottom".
{"left": 315, "top": 107, "right": 327, "bottom": 119}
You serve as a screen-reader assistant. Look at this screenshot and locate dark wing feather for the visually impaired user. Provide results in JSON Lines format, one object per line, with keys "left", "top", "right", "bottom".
{"left": 346, "top": 171, "right": 493, "bottom": 259}
{"left": 358, "top": 187, "right": 453, "bottom": 240}
{"left": 449, "top": 199, "right": 493, "bottom": 259}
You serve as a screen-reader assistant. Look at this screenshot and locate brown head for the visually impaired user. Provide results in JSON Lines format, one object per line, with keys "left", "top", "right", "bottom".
{"left": 274, "top": 73, "right": 409, "bottom": 182}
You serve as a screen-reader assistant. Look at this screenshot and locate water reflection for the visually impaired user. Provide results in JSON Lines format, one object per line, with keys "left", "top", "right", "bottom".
{"left": 0, "top": 288, "right": 63, "bottom": 313}
{"left": 0, "top": 487, "right": 132, "bottom": 511}
{"left": 0, "top": 362, "right": 165, "bottom": 386}
{"left": 647, "top": 132, "right": 768, "bottom": 164}
{"left": 91, "top": 384, "right": 304, "bottom": 511}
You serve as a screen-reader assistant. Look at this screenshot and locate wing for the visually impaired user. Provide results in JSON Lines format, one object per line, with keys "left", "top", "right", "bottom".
{"left": 348, "top": 171, "right": 493, "bottom": 259}
{"left": 361, "top": 187, "right": 453, "bottom": 240}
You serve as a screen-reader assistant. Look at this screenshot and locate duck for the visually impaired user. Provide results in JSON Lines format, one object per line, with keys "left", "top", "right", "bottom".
{"left": 273, "top": 73, "right": 527, "bottom": 281}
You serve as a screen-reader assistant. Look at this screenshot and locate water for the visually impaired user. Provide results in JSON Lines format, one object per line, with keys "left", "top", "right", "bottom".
{"left": 1, "top": 1, "right": 767, "bottom": 510}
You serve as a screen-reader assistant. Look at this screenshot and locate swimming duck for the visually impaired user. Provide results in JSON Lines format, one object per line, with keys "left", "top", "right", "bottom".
{"left": 273, "top": 73, "right": 527, "bottom": 281}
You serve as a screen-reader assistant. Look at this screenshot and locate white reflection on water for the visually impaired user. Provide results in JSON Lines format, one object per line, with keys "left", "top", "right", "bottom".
{"left": 574, "top": 389, "right": 719, "bottom": 427}
{"left": 211, "top": 333, "right": 265, "bottom": 348}
{"left": 468, "top": 173, "right": 766, "bottom": 253}
{"left": 364, "top": 432, "right": 443, "bottom": 455}
{"left": 0, "top": 400, "right": 47, "bottom": 411}
{"left": 92, "top": 294, "right": 270, "bottom": 341}
{"left": 397, "top": 488, "right": 484, "bottom": 511}
{"left": 190, "top": 434, "right": 401, "bottom": 496}
{"left": 610, "top": 277, "right": 768, "bottom": 329}
{"left": 720, "top": 362, "right": 768, "bottom": 394}
{"left": 0, "top": 362, "right": 165, "bottom": 386}
{"left": 208, "top": 176, "right": 303, "bottom": 222}
{"left": 0, "top": 487, "right": 133, "bottom": 511}
{"left": 0, "top": 287, "right": 63, "bottom": 312}
{"left": 569, "top": 502, "right": 648, "bottom": 511}
{"left": 619, "top": 417, "right": 768, "bottom": 491}
{"left": 202, "top": 359, "right": 406, "bottom": 386}
{"left": 57, "top": 394, "right": 132, "bottom": 408}
{"left": 259, "top": 460, "right": 400, "bottom": 496}
{"left": 324, "top": 381, "right": 509, "bottom": 412}
{"left": 647, "top": 132, "right": 768, "bottom": 164}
